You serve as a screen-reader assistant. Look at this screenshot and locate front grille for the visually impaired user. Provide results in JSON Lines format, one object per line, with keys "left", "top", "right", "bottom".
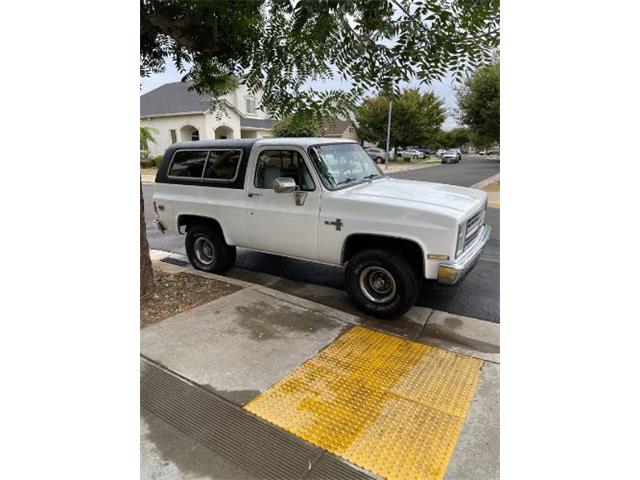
{"left": 463, "top": 208, "right": 484, "bottom": 250}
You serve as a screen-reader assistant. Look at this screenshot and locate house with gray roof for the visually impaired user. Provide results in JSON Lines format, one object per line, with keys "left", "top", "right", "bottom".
{"left": 140, "top": 81, "right": 276, "bottom": 157}
{"left": 320, "top": 118, "right": 361, "bottom": 143}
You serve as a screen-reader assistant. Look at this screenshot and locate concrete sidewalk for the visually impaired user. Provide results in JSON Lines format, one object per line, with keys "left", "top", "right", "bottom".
{"left": 142, "top": 256, "right": 499, "bottom": 479}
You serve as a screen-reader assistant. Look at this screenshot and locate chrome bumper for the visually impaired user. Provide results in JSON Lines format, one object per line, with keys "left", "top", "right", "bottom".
{"left": 438, "top": 225, "right": 491, "bottom": 285}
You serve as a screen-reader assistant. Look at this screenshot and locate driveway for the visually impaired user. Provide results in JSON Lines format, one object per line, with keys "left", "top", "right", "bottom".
{"left": 142, "top": 155, "right": 500, "bottom": 322}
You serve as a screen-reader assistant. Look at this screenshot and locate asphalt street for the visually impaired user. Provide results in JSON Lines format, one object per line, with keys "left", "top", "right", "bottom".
{"left": 388, "top": 154, "right": 499, "bottom": 186}
{"left": 143, "top": 155, "right": 500, "bottom": 322}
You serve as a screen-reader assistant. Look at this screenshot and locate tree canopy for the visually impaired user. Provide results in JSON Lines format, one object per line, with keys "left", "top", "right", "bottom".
{"left": 429, "top": 127, "right": 473, "bottom": 149}
{"left": 141, "top": 0, "right": 500, "bottom": 119}
{"left": 356, "top": 88, "right": 445, "bottom": 148}
{"left": 456, "top": 62, "right": 500, "bottom": 147}
{"left": 272, "top": 112, "right": 321, "bottom": 137}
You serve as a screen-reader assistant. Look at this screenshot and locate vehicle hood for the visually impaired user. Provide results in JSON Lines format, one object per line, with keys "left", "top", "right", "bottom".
{"left": 340, "top": 177, "right": 486, "bottom": 219}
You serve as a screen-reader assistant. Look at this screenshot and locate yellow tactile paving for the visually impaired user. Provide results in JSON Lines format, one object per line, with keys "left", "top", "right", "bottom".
{"left": 244, "top": 326, "right": 484, "bottom": 480}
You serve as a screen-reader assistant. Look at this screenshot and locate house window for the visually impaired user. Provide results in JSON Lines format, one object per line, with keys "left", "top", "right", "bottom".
{"left": 191, "top": 129, "right": 200, "bottom": 141}
{"left": 170, "top": 129, "right": 177, "bottom": 143}
{"left": 246, "top": 97, "right": 256, "bottom": 114}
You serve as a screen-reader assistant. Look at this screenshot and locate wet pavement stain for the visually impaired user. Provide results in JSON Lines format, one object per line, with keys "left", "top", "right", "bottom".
{"left": 234, "top": 300, "right": 338, "bottom": 340}
{"left": 419, "top": 323, "right": 499, "bottom": 354}
{"left": 443, "top": 316, "right": 463, "bottom": 329}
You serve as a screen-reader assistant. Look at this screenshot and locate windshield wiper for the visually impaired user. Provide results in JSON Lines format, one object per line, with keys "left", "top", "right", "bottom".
{"left": 363, "top": 174, "right": 379, "bottom": 180}
{"left": 336, "top": 177, "right": 358, "bottom": 185}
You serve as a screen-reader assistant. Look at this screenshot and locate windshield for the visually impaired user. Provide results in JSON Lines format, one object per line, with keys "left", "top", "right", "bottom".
{"left": 310, "top": 143, "right": 383, "bottom": 189}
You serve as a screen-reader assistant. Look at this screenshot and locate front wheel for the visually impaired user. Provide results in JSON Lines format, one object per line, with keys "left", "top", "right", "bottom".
{"left": 345, "top": 249, "right": 419, "bottom": 318}
{"left": 185, "top": 224, "right": 236, "bottom": 274}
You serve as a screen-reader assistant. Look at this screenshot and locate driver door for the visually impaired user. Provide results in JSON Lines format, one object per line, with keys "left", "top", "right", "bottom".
{"left": 245, "top": 147, "right": 321, "bottom": 260}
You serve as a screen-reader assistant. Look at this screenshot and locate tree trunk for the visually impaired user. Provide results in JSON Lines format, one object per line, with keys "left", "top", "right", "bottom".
{"left": 140, "top": 181, "right": 154, "bottom": 297}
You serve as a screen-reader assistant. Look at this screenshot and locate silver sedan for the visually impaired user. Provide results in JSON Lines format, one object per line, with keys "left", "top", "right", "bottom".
{"left": 441, "top": 148, "right": 462, "bottom": 164}
{"left": 364, "top": 147, "right": 390, "bottom": 163}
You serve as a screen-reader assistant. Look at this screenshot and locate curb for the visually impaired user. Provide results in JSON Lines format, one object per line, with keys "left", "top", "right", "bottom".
{"left": 470, "top": 173, "right": 500, "bottom": 190}
{"left": 383, "top": 161, "right": 439, "bottom": 174}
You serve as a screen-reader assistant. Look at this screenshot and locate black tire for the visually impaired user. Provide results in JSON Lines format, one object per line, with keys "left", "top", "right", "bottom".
{"left": 375, "top": 156, "right": 383, "bottom": 163}
{"left": 345, "top": 249, "right": 419, "bottom": 318}
{"left": 185, "top": 224, "right": 236, "bottom": 274}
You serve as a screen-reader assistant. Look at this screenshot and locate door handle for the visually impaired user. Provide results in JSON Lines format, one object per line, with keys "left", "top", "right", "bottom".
{"left": 248, "top": 193, "right": 262, "bottom": 197}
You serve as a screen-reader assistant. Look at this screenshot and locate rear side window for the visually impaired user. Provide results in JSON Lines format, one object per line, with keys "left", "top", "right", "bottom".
{"left": 203, "top": 150, "right": 241, "bottom": 180}
{"left": 168, "top": 150, "right": 208, "bottom": 178}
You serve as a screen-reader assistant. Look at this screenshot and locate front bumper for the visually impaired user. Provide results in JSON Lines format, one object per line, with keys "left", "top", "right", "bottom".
{"left": 437, "top": 225, "right": 491, "bottom": 285}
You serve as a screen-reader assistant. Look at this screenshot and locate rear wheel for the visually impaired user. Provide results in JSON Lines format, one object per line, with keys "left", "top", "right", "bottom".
{"left": 345, "top": 249, "right": 419, "bottom": 318}
{"left": 375, "top": 156, "right": 383, "bottom": 163}
{"left": 185, "top": 224, "right": 236, "bottom": 274}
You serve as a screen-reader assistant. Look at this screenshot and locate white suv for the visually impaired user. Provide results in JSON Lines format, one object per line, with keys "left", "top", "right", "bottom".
{"left": 153, "top": 138, "right": 490, "bottom": 317}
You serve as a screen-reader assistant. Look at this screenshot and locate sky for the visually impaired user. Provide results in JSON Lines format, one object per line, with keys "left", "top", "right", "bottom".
{"left": 140, "top": 59, "right": 460, "bottom": 130}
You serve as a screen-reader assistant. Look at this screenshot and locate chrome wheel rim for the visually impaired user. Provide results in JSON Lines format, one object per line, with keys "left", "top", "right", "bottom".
{"left": 359, "top": 266, "right": 396, "bottom": 304}
{"left": 194, "top": 236, "right": 215, "bottom": 265}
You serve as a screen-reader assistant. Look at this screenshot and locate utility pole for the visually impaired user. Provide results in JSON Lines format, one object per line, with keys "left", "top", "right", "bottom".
{"left": 385, "top": 99, "right": 392, "bottom": 170}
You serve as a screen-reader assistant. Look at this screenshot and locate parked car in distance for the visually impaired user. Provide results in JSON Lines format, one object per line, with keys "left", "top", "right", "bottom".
{"left": 441, "top": 148, "right": 462, "bottom": 164}
{"left": 487, "top": 147, "right": 499, "bottom": 155}
{"left": 153, "top": 138, "right": 490, "bottom": 318}
{"left": 364, "top": 147, "right": 389, "bottom": 164}
{"left": 396, "top": 148, "right": 424, "bottom": 160}
{"left": 436, "top": 148, "right": 446, "bottom": 157}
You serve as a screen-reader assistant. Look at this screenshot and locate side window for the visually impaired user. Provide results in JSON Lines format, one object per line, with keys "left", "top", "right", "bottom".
{"left": 203, "top": 150, "right": 241, "bottom": 181}
{"left": 254, "top": 150, "right": 315, "bottom": 191}
{"left": 168, "top": 150, "right": 208, "bottom": 178}
{"left": 170, "top": 129, "right": 177, "bottom": 144}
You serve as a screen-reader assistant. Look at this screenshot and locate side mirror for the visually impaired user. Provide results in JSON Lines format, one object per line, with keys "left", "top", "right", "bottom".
{"left": 273, "top": 177, "right": 297, "bottom": 194}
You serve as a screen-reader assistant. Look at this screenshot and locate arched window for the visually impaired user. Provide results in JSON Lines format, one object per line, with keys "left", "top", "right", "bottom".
{"left": 180, "top": 125, "right": 199, "bottom": 142}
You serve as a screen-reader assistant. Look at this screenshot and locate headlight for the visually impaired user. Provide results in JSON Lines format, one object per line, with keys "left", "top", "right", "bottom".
{"left": 456, "top": 223, "right": 467, "bottom": 257}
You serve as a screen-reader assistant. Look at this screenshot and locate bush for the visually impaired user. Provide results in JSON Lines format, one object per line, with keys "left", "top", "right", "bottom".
{"left": 140, "top": 159, "right": 155, "bottom": 168}
{"left": 153, "top": 155, "right": 164, "bottom": 167}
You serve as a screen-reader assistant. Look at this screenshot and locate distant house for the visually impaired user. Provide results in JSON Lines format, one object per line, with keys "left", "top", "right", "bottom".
{"left": 321, "top": 118, "right": 361, "bottom": 143}
{"left": 140, "top": 81, "right": 276, "bottom": 157}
